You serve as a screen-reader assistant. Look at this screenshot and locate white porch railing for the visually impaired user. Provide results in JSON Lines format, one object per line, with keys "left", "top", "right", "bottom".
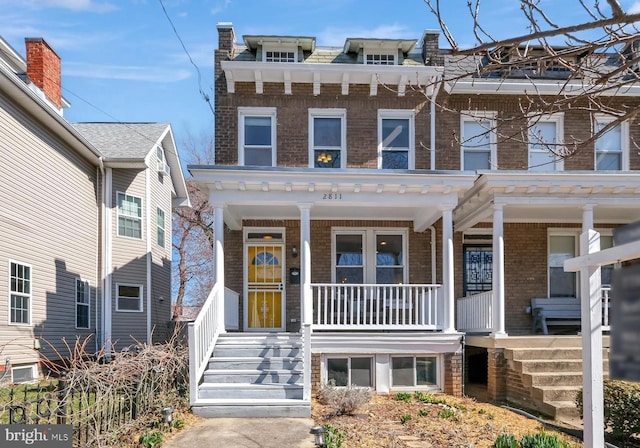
{"left": 455, "top": 287, "right": 613, "bottom": 334}
{"left": 311, "top": 283, "right": 443, "bottom": 330}
{"left": 456, "top": 290, "right": 493, "bottom": 333}
{"left": 188, "top": 283, "right": 222, "bottom": 404}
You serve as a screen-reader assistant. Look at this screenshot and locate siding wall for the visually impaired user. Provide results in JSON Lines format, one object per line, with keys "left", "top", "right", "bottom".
{"left": 0, "top": 95, "right": 98, "bottom": 367}
{"left": 110, "top": 169, "right": 147, "bottom": 348}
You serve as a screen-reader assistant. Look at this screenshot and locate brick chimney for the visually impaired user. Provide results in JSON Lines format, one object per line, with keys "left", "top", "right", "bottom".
{"left": 421, "top": 30, "right": 443, "bottom": 66}
{"left": 25, "top": 38, "right": 62, "bottom": 108}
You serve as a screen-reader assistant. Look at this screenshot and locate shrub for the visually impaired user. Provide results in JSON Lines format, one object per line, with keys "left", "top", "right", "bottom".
{"left": 317, "top": 381, "right": 373, "bottom": 415}
{"left": 139, "top": 431, "right": 164, "bottom": 448}
{"left": 494, "top": 433, "right": 518, "bottom": 448}
{"left": 520, "top": 430, "right": 569, "bottom": 448}
{"left": 417, "top": 408, "right": 429, "bottom": 417}
{"left": 399, "top": 414, "right": 412, "bottom": 424}
{"left": 395, "top": 392, "right": 412, "bottom": 403}
{"left": 576, "top": 379, "right": 640, "bottom": 440}
{"left": 323, "top": 424, "right": 344, "bottom": 448}
{"left": 438, "top": 408, "right": 458, "bottom": 420}
{"left": 414, "top": 391, "right": 447, "bottom": 405}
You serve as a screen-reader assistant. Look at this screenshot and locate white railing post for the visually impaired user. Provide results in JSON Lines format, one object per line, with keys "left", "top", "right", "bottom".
{"left": 299, "top": 203, "right": 312, "bottom": 401}
{"left": 213, "top": 204, "right": 226, "bottom": 333}
{"left": 441, "top": 206, "right": 456, "bottom": 333}
{"left": 492, "top": 204, "right": 506, "bottom": 336}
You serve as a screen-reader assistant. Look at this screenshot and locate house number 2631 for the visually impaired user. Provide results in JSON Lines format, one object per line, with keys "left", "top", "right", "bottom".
{"left": 322, "top": 193, "right": 342, "bottom": 200}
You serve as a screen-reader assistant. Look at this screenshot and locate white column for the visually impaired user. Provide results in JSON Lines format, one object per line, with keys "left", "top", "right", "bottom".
{"left": 580, "top": 229, "right": 604, "bottom": 448}
{"left": 441, "top": 206, "right": 456, "bottom": 333}
{"left": 299, "top": 204, "right": 312, "bottom": 325}
{"left": 492, "top": 204, "right": 507, "bottom": 336}
{"left": 582, "top": 204, "right": 595, "bottom": 233}
{"left": 213, "top": 204, "right": 226, "bottom": 333}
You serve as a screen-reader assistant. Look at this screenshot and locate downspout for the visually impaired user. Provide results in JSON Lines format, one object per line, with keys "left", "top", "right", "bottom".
{"left": 146, "top": 166, "right": 152, "bottom": 343}
{"left": 96, "top": 159, "right": 103, "bottom": 354}
{"left": 102, "top": 163, "right": 113, "bottom": 359}
{"left": 430, "top": 76, "right": 442, "bottom": 171}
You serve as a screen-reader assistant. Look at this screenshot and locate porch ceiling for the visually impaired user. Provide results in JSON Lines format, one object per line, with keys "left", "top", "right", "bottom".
{"left": 189, "top": 166, "right": 476, "bottom": 231}
{"left": 454, "top": 171, "right": 640, "bottom": 230}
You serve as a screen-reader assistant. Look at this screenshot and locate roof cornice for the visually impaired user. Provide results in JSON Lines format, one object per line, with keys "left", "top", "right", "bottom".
{"left": 446, "top": 78, "right": 640, "bottom": 96}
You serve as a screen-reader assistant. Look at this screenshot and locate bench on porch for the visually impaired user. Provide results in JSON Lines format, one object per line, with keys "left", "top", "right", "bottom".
{"left": 530, "top": 297, "right": 581, "bottom": 335}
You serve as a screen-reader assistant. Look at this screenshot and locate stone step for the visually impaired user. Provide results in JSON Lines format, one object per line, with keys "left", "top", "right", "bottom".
{"left": 192, "top": 398, "right": 311, "bottom": 418}
{"left": 208, "top": 356, "right": 303, "bottom": 370}
{"left": 522, "top": 372, "right": 584, "bottom": 387}
{"left": 512, "top": 359, "right": 584, "bottom": 373}
{"left": 216, "top": 333, "right": 302, "bottom": 345}
{"left": 203, "top": 368, "right": 303, "bottom": 384}
{"left": 531, "top": 385, "right": 582, "bottom": 402}
{"left": 213, "top": 345, "right": 302, "bottom": 358}
{"left": 198, "top": 382, "right": 303, "bottom": 400}
{"left": 505, "top": 348, "right": 583, "bottom": 361}
{"left": 540, "top": 400, "right": 580, "bottom": 420}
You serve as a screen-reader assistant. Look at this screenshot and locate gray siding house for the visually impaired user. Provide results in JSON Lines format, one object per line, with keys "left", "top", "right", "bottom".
{"left": 0, "top": 37, "right": 189, "bottom": 382}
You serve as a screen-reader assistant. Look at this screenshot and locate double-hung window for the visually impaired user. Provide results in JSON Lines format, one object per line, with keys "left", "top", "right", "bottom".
{"left": 548, "top": 233, "right": 577, "bottom": 298}
{"left": 10, "top": 261, "right": 31, "bottom": 325}
{"left": 239, "top": 107, "right": 276, "bottom": 166}
{"left": 116, "top": 284, "right": 143, "bottom": 312}
{"left": 117, "top": 193, "right": 142, "bottom": 239}
{"left": 594, "top": 114, "right": 628, "bottom": 171}
{"left": 156, "top": 208, "right": 166, "bottom": 248}
{"left": 309, "top": 109, "right": 346, "bottom": 168}
{"left": 76, "top": 278, "right": 90, "bottom": 329}
{"left": 461, "top": 112, "right": 497, "bottom": 170}
{"left": 378, "top": 110, "right": 414, "bottom": 169}
{"left": 528, "top": 113, "right": 564, "bottom": 171}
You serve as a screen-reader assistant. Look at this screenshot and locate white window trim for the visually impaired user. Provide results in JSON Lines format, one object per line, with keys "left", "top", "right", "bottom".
{"left": 238, "top": 107, "right": 277, "bottom": 167}
{"left": 331, "top": 227, "right": 409, "bottom": 284}
{"left": 75, "top": 278, "right": 90, "bottom": 329}
{"left": 593, "top": 113, "right": 629, "bottom": 171}
{"left": 460, "top": 111, "right": 497, "bottom": 170}
{"left": 11, "top": 364, "right": 37, "bottom": 383}
{"left": 115, "top": 283, "right": 144, "bottom": 313}
{"left": 378, "top": 109, "right": 415, "bottom": 170}
{"left": 322, "top": 355, "right": 375, "bottom": 388}
{"left": 547, "top": 229, "right": 579, "bottom": 299}
{"left": 364, "top": 50, "right": 397, "bottom": 65}
{"left": 156, "top": 207, "right": 166, "bottom": 248}
{"left": 390, "top": 354, "right": 441, "bottom": 390}
{"left": 308, "top": 108, "right": 347, "bottom": 168}
{"left": 528, "top": 112, "right": 564, "bottom": 171}
{"left": 116, "top": 191, "right": 143, "bottom": 240}
{"left": 262, "top": 45, "right": 298, "bottom": 62}
{"left": 8, "top": 260, "right": 32, "bottom": 326}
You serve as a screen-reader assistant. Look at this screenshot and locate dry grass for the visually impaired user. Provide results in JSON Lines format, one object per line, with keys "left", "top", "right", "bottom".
{"left": 312, "top": 393, "right": 584, "bottom": 448}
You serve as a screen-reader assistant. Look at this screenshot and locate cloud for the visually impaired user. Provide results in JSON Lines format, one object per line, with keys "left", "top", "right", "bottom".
{"left": 316, "top": 24, "right": 411, "bottom": 47}
{"left": 211, "top": 0, "right": 231, "bottom": 15}
{"left": 64, "top": 62, "right": 192, "bottom": 82}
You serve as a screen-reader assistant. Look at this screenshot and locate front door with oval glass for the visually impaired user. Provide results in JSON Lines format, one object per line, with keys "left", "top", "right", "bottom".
{"left": 246, "top": 244, "right": 284, "bottom": 331}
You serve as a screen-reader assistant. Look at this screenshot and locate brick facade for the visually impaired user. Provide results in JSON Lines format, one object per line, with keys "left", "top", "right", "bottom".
{"left": 25, "top": 38, "right": 61, "bottom": 108}
{"left": 444, "top": 352, "right": 463, "bottom": 396}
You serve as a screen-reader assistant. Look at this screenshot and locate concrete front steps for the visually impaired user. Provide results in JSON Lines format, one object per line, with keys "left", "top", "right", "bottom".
{"left": 191, "top": 332, "right": 310, "bottom": 418}
{"left": 505, "top": 345, "right": 609, "bottom": 420}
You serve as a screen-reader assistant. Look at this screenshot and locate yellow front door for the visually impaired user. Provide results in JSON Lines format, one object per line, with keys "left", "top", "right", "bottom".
{"left": 246, "top": 244, "right": 284, "bottom": 330}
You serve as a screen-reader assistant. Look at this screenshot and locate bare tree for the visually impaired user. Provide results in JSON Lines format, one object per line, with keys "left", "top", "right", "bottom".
{"left": 425, "top": 0, "right": 640, "bottom": 165}
{"left": 172, "top": 131, "right": 215, "bottom": 320}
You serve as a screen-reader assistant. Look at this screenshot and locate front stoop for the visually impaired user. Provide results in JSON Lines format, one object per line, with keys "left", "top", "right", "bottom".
{"left": 191, "top": 333, "right": 310, "bottom": 418}
{"left": 505, "top": 346, "right": 609, "bottom": 420}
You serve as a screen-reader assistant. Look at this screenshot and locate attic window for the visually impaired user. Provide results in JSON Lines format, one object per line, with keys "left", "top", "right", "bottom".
{"left": 365, "top": 52, "right": 396, "bottom": 65}
{"left": 264, "top": 48, "right": 297, "bottom": 63}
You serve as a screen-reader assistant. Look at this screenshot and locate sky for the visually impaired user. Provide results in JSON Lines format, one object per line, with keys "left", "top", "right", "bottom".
{"left": 1, "top": 0, "right": 639, "bottom": 159}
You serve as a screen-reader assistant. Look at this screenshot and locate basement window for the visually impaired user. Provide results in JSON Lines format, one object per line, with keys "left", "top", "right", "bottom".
{"left": 391, "top": 356, "right": 437, "bottom": 387}
{"left": 326, "top": 357, "right": 373, "bottom": 387}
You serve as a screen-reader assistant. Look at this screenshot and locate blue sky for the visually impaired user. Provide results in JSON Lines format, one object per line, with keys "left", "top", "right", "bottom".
{"left": 1, "top": 0, "right": 639, "bottom": 155}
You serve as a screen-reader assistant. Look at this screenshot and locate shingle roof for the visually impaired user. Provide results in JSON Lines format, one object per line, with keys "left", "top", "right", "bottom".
{"left": 72, "top": 122, "right": 169, "bottom": 160}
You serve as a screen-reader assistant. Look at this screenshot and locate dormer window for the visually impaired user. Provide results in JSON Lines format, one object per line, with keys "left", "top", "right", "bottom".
{"left": 265, "top": 49, "right": 296, "bottom": 63}
{"left": 365, "top": 52, "right": 396, "bottom": 65}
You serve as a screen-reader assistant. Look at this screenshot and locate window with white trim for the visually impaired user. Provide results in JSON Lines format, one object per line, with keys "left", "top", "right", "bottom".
{"left": 10, "top": 261, "right": 31, "bottom": 325}
{"left": 117, "top": 192, "right": 142, "bottom": 239}
{"left": 548, "top": 233, "right": 577, "bottom": 298}
{"left": 378, "top": 110, "right": 414, "bottom": 169}
{"left": 461, "top": 112, "right": 497, "bottom": 170}
{"left": 326, "top": 357, "right": 373, "bottom": 387}
{"left": 157, "top": 208, "right": 165, "bottom": 248}
{"left": 365, "top": 52, "right": 396, "bottom": 65}
{"left": 528, "top": 113, "right": 564, "bottom": 171}
{"left": 391, "top": 356, "right": 438, "bottom": 387}
{"left": 116, "top": 284, "right": 143, "bottom": 312}
{"left": 239, "top": 108, "right": 276, "bottom": 166}
{"left": 76, "top": 278, "right": 90, "bottom": 329}
{"left": 594, "top": 115, "right": 628, "bottom": 171}
{"left": 265, "top": 50, "right": 296, "bottom": 62}
{"left": 11, "top": 365, "right": 37, "bottom": 383}
{"left": 309, "top": 109, "right": 346, "bottom": 168}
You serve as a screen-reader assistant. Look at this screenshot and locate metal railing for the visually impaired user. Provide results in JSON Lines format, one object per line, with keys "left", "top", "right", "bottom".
{"left": 311, "top": 283, "right": 443, "bottom": 330}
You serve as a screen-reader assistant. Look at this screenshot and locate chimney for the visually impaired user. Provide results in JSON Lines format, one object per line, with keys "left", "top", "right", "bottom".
{"left": 217, "top": 22, "right": 235, "bottom": 53}
{"left": 25, "top": 38, "right": 62, "bottom": 108}
{"left": 421, "top": 30, "right": 442, "bottom": 66}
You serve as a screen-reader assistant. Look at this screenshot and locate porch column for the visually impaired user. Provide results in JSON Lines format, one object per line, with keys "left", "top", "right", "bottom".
{"left": 582, "top": 204, "right": 595, "bottom": 233}
{"left": 213, "top": 204, "right": 226, "bottom": 332}
{"left": 492, "top": 204, "right": 506, "bottom": 336}
{"left": 441, "top": 205, "right": 456, "bottom": 333}
{"left": 299, "top": 203, "right": 312, "bottom": 325}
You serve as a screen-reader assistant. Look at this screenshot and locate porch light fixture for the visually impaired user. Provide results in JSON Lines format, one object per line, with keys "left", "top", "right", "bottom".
{"left": 309, "top": 426, "right": 326, "bottom": 447}
{"left": 263, "top": 235, "right": 273, "bottom": 240}
{"left": 292, "top": 245, "right": 298, "bottom": 258}
{"left": 316, "top": 152, "right": 333, "bottom": 163}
